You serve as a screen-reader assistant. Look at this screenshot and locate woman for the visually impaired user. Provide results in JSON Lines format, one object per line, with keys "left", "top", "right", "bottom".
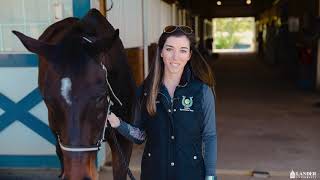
{"left": 107, "top": 25, "right": 217, "bottom": 180}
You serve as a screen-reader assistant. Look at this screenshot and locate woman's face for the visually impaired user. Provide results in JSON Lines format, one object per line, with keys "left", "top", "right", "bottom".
{"left": 161, "top": 35, "right": 192, "bottom": 75}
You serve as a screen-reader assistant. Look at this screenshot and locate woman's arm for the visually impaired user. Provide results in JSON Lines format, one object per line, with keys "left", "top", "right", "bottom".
{"left": 116, "top": 118, "right": 146, "bottom": 144}
{"left": 107, "top": 88, "right": 147, "bottom": 144}
{"left": 201, "top": 85, "right": 217, "bottom": 179}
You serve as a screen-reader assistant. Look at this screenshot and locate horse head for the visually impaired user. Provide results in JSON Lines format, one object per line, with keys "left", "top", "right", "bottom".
{"left": 13, "top": 15, "right": 122, "bottom": 180}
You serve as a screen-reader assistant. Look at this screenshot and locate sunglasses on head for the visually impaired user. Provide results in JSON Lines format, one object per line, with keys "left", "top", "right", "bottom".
{"left": 163, "top": 25, "right": 193, "bottom": 34}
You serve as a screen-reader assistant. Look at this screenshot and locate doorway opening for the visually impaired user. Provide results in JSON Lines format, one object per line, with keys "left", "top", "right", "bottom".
{"left": 213, "top": 17, "right": 255, "bottom": 53}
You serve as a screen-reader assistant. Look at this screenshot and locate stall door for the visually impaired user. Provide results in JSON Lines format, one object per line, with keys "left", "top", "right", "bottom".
{"left": 0, "top": 0, "right": 90, "bottom": 168}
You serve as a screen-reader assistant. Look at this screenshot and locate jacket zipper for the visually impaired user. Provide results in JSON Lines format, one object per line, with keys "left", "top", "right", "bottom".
{"left": 171, "top": 98, "right": 174, "bottom": 112}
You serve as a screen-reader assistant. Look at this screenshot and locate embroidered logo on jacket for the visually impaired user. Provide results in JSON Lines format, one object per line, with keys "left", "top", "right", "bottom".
{"left": 180, "top": 96, "right": 194, "bottom": 112}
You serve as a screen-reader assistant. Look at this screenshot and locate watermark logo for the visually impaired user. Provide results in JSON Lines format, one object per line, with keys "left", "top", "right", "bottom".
{"left": 290, "top": 170, "right": 317, "bottom": 179}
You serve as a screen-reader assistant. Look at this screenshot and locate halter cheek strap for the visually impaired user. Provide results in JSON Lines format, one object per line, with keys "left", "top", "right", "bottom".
{"left": 101, "top": 63, "right": 122, "bottom": 106}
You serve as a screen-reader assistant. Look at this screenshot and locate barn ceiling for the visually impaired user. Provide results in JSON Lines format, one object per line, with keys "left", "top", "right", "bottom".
{"left": 178, "top": 0, "right": 277, "bottom": 18}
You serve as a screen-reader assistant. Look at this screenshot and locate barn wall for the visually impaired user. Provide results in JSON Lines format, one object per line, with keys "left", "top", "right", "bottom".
{"left": 106, "top": 0, "right": 143, "bottom": 48}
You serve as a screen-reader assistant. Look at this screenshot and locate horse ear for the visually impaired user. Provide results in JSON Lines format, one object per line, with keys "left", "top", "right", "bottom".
{"left": 114, "top": 29, "right": 119, "bottom": 38}
{"left": 12, "top": 30, "right": 57, "bottom": 58}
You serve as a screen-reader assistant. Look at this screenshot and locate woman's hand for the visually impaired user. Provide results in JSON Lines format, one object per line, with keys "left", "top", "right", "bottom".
{"left": 106, "top": 112, "right": 120, "bottom": 128}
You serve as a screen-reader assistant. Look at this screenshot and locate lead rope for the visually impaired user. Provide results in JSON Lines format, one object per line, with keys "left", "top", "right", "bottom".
{"left": 101, "top": 64, "right": 122, "bottom": 106}
{"left": 101, "top": 63, "right": 136, "bottom": 180}
{"left": 109, "top": 123, "right": 136, "bottom": 180}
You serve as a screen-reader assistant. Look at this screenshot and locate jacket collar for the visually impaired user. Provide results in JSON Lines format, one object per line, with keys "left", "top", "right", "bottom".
{"left": 160, "top": 62, "right": 192, "bottom": 91}
{"left": 144, "top": 63, "right": 193, "bottom": 97}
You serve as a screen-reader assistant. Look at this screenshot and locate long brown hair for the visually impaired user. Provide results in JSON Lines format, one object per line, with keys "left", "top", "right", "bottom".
{"left": 144, "top": 29, "right": 215, "bottom": 116}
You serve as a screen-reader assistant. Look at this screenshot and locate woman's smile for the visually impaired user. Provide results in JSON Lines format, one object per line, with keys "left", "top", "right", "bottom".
{"left": 161, "top": 36, "right": 192, "bottom": 75}
{"left": 170, "top": 62, "right": 180, "bottom": 67}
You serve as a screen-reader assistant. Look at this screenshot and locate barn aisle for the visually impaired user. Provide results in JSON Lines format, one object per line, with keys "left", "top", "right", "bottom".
{"left": 212, "top": 53, "right": 320, "bottom": 178}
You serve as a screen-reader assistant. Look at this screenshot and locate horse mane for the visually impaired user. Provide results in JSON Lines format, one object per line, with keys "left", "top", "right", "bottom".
{"left": 82, "top": 9, "right": 137, "bottom": 120}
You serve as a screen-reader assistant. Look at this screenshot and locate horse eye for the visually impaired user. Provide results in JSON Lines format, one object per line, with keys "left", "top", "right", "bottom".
{"left": 95, "top": 96, "right": 105, "bottom": 108}
{"left": 43, "top": 96, "right": 53, "bottom": 102}
{"left": 95, "top": 96, "right": 104, "bottom": 102}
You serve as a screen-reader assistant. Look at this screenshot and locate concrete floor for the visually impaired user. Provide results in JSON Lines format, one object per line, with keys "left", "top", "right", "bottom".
{"left": 1, "top": 53, "right": 319, "bottom": 179}
{"left": 213, "top": 53, "right": 320, "bottom": 173}
{"left": 0, "top": 168, "right": 291, "bottom": 180}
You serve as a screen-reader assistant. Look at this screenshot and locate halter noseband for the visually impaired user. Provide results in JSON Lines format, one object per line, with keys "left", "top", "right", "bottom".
{"left": 56, "top": 62, "right": 122, "bottom": 152}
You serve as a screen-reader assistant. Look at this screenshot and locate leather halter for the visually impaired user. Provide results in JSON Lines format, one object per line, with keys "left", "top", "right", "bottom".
{"left": 57, "top": 62, "right": 122, "bottom": 152}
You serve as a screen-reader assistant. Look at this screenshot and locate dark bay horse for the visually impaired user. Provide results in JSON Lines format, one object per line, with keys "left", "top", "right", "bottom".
{"left": 13, "top": 9, "right": 136, "bottom": 180}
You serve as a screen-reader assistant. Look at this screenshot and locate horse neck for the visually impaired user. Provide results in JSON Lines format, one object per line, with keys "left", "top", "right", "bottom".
{"left": 105, "top": 44, "right": 136, "bottom": 119}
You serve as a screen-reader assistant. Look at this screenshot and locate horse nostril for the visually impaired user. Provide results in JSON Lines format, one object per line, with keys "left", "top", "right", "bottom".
{"left": 83, "top": 177, "right": 92, "bottom": 180}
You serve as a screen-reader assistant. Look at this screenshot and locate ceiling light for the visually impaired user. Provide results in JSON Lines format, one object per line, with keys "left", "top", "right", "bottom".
{"left": 217, "top": 1, "right": 222, "bottom": 5}
{"left": 246, "top": 0, "right": 251, "bottom": 5}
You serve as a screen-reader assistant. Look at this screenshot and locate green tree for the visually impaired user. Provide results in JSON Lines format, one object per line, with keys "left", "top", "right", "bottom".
{"left": 214, "top": 17, "right": 253, "bottom": 49}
